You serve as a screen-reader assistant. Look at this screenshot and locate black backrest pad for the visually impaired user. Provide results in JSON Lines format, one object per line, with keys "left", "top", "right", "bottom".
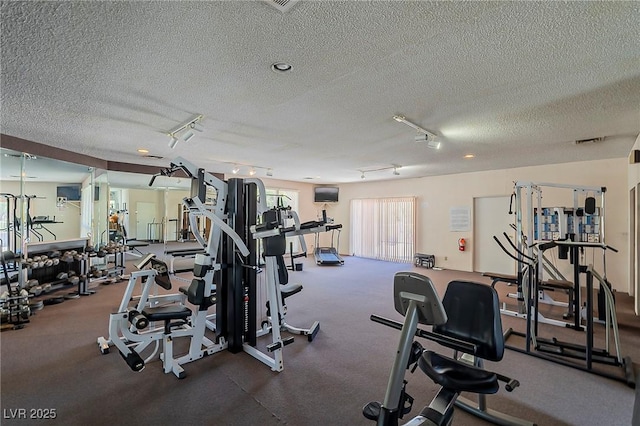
{"left": 264, "top": 234, "right": 286, "bottom": 256}
{"left": 433, "top": 280, "right": 504, "bottom": 361}
{"left": 187, "top": 278, "right": 206, "bottom": 306}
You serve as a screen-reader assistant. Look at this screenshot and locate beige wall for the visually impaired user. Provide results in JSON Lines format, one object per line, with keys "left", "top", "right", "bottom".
{"left": 2, "top": 157, "right": 633, "bottom": 299}
{"left": 331, "top": 158, "right": 629, "bottom": 293}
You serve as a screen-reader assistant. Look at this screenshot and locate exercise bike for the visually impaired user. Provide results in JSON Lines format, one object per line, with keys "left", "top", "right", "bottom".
{"left": 364, "top": 272, "right": 535, "bottom": 426}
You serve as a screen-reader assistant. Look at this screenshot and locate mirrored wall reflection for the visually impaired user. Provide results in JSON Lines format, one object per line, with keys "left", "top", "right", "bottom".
{"left": 0, "top": 148, "right": 94, "bottom": 253}
{"left": 106, "top": 171, "right": 190, "bottom": 257}
{"left": 0, "top": 147, "right": 194, "bottom": 262}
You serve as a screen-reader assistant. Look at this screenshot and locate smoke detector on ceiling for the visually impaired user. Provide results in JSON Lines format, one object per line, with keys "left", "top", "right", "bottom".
{"left": 575, "top": 137, "right": 605, "bottom": 145}
{"left": 263, "top": 0, "right": 300, "bottom": 13}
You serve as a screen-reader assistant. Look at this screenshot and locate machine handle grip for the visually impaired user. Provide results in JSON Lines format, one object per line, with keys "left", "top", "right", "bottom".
{"left": 505, "top": 379, "right": 520, "bottom": 392}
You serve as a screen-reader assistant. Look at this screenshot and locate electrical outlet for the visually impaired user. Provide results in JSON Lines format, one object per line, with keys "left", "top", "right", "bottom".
{"left": 444, "top": 256, "right": 448, "bottom": 261}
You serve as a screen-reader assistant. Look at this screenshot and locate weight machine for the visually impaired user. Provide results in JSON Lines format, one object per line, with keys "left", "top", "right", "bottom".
{"left": 505, "top": 181, "right": 634, "bottom": 387}
{"left": 252, "top": 205, "right": 324, "bottom": 348}
{"left": 99, "top": 157, "right": 315, "bottom": 376}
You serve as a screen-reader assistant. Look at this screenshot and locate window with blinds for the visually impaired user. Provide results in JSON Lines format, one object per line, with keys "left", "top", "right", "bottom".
{"left": 350, "top": 197, "right": 416, "bottom": 263}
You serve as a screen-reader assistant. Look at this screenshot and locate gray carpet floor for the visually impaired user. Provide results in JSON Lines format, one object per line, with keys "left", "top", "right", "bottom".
{"left": 1, "top": 251, "right": 638, "bottom": 425}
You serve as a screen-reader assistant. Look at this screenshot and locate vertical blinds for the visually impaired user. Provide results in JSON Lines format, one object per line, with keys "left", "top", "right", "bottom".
{"left": 350, "top": 197, "right": 416, "bottom": 263}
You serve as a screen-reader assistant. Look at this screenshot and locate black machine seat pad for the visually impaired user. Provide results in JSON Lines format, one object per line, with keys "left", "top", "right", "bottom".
{"left": 419, "top": 351, "right": 499, "bottom": 394}
{"left": 142, "top": 305, "right": 191, "bottom": 322}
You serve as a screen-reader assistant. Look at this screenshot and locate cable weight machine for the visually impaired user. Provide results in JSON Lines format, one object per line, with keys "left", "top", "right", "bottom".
{"left": 506, "top": 181, "right": 634, "bottom": 387}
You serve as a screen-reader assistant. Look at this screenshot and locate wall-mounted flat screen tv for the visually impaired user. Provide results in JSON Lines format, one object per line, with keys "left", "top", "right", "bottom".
{"left": 56, "top": 185, "right": 82, "bottom": 201}
{"left": 314, "top": 186, "right": 339, "bottom": 203}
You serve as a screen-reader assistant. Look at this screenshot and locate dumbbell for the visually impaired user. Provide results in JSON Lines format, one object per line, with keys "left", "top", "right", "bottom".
{"left": 29, "top": 286, "right": 43, "bottom": 297}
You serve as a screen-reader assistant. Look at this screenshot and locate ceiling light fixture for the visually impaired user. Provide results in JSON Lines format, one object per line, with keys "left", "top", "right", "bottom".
{"left": 271, "top": 62, "right": 292, "bottom": 73}
{"left": 394, "top": 114, "right": 440, "bottom": 149}
{"left": 168, "top": 136, "right": 179, "bottom": 149}
{"left": 358, "top": 164, "right": 403, "bottom": 179}
{"left": 464, "top": 154, "right": 475, "bottom": 159}
{"left": 227, "top": 163, "right": 272, "bottom": 177}
{"left": 427, "top": 140, "right": 441, "bottom": 150}
{"left": 182, "top": 131, "right": 195, "bottom": 143}
{"left": 167, "top": 114, "right": 203, "bottom": 149}
{"left": 137, "top": 148, "right": 149, "bottom": 154}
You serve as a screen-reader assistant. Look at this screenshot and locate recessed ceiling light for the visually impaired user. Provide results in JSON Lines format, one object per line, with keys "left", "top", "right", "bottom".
{"left": 464, "top": 154, "right": 475, "bottom": 159}
{"left": 271, "top": 62, "right": 292, "bottom": 72}
{"left": 137, "top": 148, "right": 149, "bottom": 154}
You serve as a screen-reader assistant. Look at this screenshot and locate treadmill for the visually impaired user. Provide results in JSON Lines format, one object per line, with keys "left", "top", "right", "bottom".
{"left": 314, "top": 211, "right": 344, "bottom": 265}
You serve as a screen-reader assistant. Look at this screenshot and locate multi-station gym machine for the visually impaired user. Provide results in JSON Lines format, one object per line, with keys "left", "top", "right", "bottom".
{"left": 98, "top": 157, "right": 322, "bottom": 377}
{"left": 500, "top": 181, "right": 634, "bottom": 387}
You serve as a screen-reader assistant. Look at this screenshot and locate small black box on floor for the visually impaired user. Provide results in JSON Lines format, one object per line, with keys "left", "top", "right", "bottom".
{"left": 414, "top": 253, "right": 435, "bottom": 269}
{"left": 294, "top": 263, "right": 303, "bottom": 271}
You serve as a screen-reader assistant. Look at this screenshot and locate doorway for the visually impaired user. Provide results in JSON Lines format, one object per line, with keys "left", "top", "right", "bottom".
{"left": 473, "top": 196, "right": 513, "bottom": 275}
{"left": 135, "top": 202, "right": 158, "bottom": 241}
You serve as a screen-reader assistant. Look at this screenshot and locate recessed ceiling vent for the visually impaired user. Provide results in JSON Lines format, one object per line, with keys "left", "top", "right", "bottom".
{"left": 263, "top": 0, "right": 300, "bottom": 13}
{"left": 144, "top": 155, "right": 164, "bottom": 160}
{"left": 575, "top": 137, "right": 605, "bottom": 145}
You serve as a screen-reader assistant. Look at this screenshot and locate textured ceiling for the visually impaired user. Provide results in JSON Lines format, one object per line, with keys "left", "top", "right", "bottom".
{"left": 1, "top": 1, "right": 639, "bottom": 184}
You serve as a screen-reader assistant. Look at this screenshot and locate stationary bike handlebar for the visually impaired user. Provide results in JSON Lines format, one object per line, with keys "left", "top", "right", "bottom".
{"left": 370, "top": 314, "right": 478, "bottom": 355}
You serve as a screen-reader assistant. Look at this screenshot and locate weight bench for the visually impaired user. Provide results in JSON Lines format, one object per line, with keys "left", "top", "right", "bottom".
{"left": 483, "top": 272, "right": 574, "bottom": 321}
{"left": 126, "top": 240, "right": 150, "bottom": 257}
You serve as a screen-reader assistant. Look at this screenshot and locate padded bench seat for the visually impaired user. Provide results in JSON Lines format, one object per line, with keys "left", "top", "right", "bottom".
{"left": 142, "top": 305, "right": 191, "bottom": 322}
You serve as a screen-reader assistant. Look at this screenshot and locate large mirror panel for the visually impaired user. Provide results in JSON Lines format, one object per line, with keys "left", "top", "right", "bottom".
{"left": 0, "top": 148, "right": 93, "bottom": 251}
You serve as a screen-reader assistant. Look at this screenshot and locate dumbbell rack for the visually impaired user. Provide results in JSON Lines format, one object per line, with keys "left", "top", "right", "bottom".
{"left": 0, "top": 251, "right": 30, "bottom": 329}
{"left": 88, "top": 242, "right": 126, "bottom": 283}
{"left": 25, "top": 238, "right": 90, "bottom": 299}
